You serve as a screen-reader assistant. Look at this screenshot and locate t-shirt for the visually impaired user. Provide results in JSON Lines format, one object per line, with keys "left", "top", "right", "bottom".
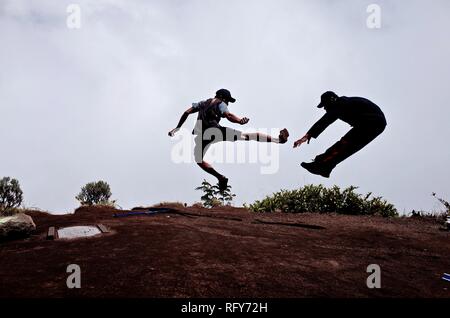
{"left": 192, "top": 100, "right": 229, "bottom": 115}
{"left": 191, "top": 99, "right": 230, "bottom": 135}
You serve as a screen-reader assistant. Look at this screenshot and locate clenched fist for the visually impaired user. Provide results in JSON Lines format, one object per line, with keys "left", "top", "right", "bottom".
{"left": 240, "top": 117, "right": 250, "bottom": 125}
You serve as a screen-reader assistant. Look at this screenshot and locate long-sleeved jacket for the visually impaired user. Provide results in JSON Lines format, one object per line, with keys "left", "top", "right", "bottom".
{"left": 307, "top": 96, "right": 387, "bottom": 139}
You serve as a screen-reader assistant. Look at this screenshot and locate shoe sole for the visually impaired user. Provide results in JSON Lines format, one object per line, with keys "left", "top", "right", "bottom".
{"left": 301, "top": 163, "right": 331, "bottom": 178}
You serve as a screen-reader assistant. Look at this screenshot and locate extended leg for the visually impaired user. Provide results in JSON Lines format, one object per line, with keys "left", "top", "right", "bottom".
{"left": 315, "top": 125, "right": 385, "bottom": 168}
{"left": 242, "top": 129, "right": 289, "bottom": 144}
{"left": 302, "top": 124, "right": 385, "bottom": 177}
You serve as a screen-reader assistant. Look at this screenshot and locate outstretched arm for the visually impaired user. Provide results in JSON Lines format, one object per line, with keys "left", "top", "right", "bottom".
{"left": 168, "top": 107, "right": 196, "bottom": 137}
{"left": 293, "top": 134, "right": 311, "bottom": 148}
{"left": 307, "top": 113, "right": 337, "bottom": 139}
{"left": 224, "top": 112, "right": 249, "bottom": 125}
{"left": 293, "top": 113, "right": 337, "bottom": 148}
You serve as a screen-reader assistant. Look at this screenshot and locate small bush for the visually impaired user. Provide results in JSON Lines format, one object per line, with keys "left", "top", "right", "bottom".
{"left": 76, "top": 180, "right": 115, "bottom": 206}
{"left": 152, "top": 202, "right": 186, "bottom": 208}
{"left": 195, "top": 180, "right": 236, "bottom": 208}
{"left": 0, "top": 177, "right": 23, "bottom": 216}
{"left": 247, "top": 184, "right": 398, "bottom": 217}
{"left": 409, "top": 209, "right": 447, "bottom": 222}
{"left": 191, "top": 202, "right": 204, "bottom": 208}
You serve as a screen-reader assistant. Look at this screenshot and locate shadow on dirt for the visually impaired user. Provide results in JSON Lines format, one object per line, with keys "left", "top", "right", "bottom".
{"left": 253, "top": 219, "right": 326, "bottom": 230}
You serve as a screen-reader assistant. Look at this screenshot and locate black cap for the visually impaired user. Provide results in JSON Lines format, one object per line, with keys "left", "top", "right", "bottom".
{"left": 216, "top": 88, "right": 236, "bottom": 103}
{"left": 317, "top": 91, "right": 338, "bottom": 108}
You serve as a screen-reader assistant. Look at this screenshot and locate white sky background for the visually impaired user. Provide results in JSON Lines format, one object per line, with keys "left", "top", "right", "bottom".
{"left": 0, "top": 0, "right": 449, "bottom": 214}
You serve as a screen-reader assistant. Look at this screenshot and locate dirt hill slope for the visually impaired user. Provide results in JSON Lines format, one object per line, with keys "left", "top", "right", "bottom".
{"left": 0, "top": 205, "right": 449, "bottom": 298}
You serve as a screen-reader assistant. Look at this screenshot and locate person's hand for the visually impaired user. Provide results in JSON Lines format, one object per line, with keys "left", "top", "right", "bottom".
{"left": 240, "top": 117, "right": 250, "bottom": 125}
{"left": 168, "top": 128, "right": 179, "bottom": 137}
{"left": 293, "top": 134, "right": 311, "bottom": 148}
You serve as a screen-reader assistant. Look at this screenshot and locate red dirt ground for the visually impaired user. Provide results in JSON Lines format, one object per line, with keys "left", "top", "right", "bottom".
{"left": 0, "top": 205, "right": 449, "bottom": 298}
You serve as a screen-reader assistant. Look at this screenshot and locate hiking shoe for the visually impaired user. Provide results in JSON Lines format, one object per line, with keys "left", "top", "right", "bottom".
{"left": 278, "top": 128, "right": 289, "bottom": 144}
{"left": 301, "top": 162, "right": 332, "bottom": 178}
{"left": 218, "top": 176, "right": 229, "bottom": 192}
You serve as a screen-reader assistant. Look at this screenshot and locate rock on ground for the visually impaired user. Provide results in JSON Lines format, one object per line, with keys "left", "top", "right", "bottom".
{"left": 0, "top": 213, "right": 36, "bottom": 239}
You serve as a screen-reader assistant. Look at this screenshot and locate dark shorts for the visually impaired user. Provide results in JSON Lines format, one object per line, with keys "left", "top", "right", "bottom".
{"left": 194, "top": 126, "right": 243, "bottom": 163}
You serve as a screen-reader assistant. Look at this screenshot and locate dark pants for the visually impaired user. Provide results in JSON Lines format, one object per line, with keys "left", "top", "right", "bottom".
{"left": 315, "top": 122, "right": 386, "bottom": 169}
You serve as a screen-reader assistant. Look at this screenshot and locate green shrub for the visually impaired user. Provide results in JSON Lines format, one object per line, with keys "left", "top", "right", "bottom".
{"left": 195, "top": 179, "right": 236, "bottom": 208}
{"left": 76, "top": 180, "right": 115, "bottom": 206}
{"left": 0, "top": 177, "right": 23, "bottom": 216}
{"left": 247, "top": 184, "right": 398, "bottom": 217}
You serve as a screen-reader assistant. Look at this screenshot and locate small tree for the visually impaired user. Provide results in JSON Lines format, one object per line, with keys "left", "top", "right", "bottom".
{"left": 76, "top": 180, "right": 114, "bottom": 206}
{"left": 0, "top": 177, "right": 23, "bottom": 216}
{"left": 195, "top": 179, "right": 236, "bottom": 208}
{"left": 432, "top": 192, "right": 450, "bottom": 215}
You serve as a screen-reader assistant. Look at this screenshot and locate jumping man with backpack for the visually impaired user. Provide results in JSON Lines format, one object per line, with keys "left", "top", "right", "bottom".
{"left": 169, "top": 89, "right": 289, "bottom": 191}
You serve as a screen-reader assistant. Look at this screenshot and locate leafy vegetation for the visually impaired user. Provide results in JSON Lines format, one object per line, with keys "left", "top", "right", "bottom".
{"left": 432, "top": 192, "right": 450, "bottom": 215}
{"left": 247, "top": 184, "right": 398, "bottom": 217}
{"left": 0, "top": 177, "right": 23, "bottom": 216}
{"left": 76, "top": 180, "right": 115, "bottom": 206}
{"left": 195, "top": 179, "right": 236, "bottom": 208}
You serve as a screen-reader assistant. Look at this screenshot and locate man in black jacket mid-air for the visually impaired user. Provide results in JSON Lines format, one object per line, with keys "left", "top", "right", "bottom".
{"left": 293, "top": 91, "right": 387, "bottom": 178}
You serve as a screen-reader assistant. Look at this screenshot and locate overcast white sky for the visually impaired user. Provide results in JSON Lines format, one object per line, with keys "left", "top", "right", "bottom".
{"left": 1, "top": 0, "right": 449, "bottom": 214}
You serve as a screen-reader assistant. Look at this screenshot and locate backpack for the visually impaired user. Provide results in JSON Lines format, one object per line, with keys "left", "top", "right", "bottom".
{"left": 192, "top": 98, "right": 223, "bottom": 134}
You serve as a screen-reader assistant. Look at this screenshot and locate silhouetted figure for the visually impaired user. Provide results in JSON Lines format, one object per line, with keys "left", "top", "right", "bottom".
{"left": 294, "top": 91, "right": 387, "bottom": 178}
{"left": 169, "top": 89, "right": 289, "bottom": 191}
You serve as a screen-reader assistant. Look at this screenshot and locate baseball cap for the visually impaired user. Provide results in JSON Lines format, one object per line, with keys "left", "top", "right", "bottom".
{"left": 317, "top": 91, "right": 338, "bottom": 108}
{"left": 216, "top": 88, "right": 236, "bottom": 103}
